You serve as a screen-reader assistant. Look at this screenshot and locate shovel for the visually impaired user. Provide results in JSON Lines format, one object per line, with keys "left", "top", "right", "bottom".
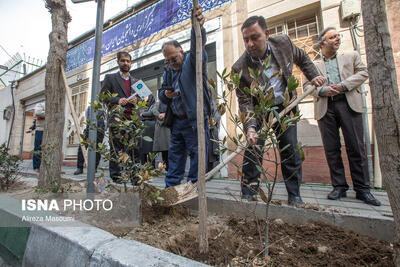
{"left": 162, "top": 85, "right": 316, "bottom": 206}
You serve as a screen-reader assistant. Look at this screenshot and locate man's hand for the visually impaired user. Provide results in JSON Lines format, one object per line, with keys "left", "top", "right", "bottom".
{"left": 310, "top": 76, "right": 325, "bottom": 87}
{"left": 324, "top": 86, "right": 341, "bottom": 97}
{"left": 165, "top": 89, "right": 179, "bottom": 99}
{"left": 246, "top": 127, "right": 258, "bottom": 145}
{"left": 330, "top": 83, "right": 345, "bottom": 93}
{"left": 158, "top": 113, "right": 165, "bottom": 120}
{"left": 192, "top": 6, "right": 205, "bottom": 28}
{"left": 118, "top": 98, "right": 129, "bottom": 106}
{"left": 128, "top": 96, "right": 138, "bottom": 104}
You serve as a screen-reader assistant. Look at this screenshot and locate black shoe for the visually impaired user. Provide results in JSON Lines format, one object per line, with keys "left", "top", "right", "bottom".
{"left": 73, "top": 168, "right": 83, "bottom": 175}
{"left": 241, "top": 194, "right": 258, "bottom": 202}
{"left": 288, "top": 196, "right": 304, "bottom": 206}
{"left": 327, "top": 187, "right": 347, "bottom": 200}
{"left": 356, "top": 192, "right": 381, "bottom": 206}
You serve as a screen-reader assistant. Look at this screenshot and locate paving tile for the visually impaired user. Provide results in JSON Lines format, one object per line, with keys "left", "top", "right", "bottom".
{"left": 18, "top": 160, "right": 394, "bottom": 222}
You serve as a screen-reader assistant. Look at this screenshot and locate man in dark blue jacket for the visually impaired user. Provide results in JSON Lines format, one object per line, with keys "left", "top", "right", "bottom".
{"left": 158, "top": 6, "right": 211, "bottom": 187}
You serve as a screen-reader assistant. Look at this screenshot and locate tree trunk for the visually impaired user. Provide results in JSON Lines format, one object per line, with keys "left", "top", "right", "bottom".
{"left": 362, "top": 0, "right": 400, "bottom": 265}
{"left": 192, "top": 0, "right": 208, "bottom": 254}
{"left": 38, "top": 0, "right": 70, "bottom": 188}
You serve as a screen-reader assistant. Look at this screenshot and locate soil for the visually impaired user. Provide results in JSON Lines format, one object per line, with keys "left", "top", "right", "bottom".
{"left": 123, "top": 205, "right": 394, "bottom": 267}
{"left": 2, "top": 180, "right": 394, "bottom": 266}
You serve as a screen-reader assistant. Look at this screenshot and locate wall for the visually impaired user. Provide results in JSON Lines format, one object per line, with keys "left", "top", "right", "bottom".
{"left": 8, "top": 68, "right": 46, "bottom": 156}
{"left": 0, "top": 85, "right": 13, "bottom": 146}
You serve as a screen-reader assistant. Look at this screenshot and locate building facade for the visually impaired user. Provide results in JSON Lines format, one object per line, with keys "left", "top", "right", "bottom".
{"left": 7, "top": 0, "right": 390, "bottom": 185}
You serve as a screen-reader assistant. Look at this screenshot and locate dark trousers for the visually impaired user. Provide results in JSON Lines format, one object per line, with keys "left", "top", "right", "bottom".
{"left": 161, "top": 151, "right": 168, "bottom": 171}
{"left": 33, "top": 130, "right": 43, "bottom": 170}
{"left": 76, "top": 127, "right": 104, "bottom": 170}
{"left": 109, "top": 126, "right": 140, "bottom": 181}
{"left": 242, "top": 105, "right": 302, "bottom": 197}
{"left": 317, "top": 96, "right": 370, "bottom": 193}
{"left": 165, "top": 117, "right": 209, "bottom": 187}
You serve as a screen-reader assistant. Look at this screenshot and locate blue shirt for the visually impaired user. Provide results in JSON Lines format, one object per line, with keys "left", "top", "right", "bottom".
{"left": 250, "top": 44, "right": 286, "bottom": 105}
{"left": 319, "top": 53, "right": 348, "bottom": 96}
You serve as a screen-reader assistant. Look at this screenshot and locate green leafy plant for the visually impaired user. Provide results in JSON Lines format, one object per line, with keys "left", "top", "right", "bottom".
{"left": 85, "top": 92, "right": 162, "bottom": 195}
{"left": 212, "top": 55, "right": 305, "bottom": 258}
{"left": 0, "top": 143, "right": 22, "bottom": 191}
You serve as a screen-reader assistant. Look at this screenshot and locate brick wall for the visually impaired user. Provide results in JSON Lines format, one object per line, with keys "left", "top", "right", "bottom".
{"left": 227, "top": 145, "right": 361, "bottom": 186}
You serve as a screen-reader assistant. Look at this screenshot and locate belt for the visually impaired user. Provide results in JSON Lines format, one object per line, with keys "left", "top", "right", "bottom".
{"left": 329, "top": 93, "right": 346, "bottom": 102}
{"left": 173, "top": 114, "right": 187, "bottom": 119}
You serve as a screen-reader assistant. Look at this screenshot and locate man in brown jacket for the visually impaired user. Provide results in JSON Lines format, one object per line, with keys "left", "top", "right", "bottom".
{"left": 232, "top": 16, "right": 325, "bottom": 205}
{"left": 304, "top": 27, "right": 380, "bottom": 206}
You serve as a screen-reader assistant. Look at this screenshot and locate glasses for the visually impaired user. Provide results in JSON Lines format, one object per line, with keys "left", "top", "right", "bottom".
{"left": 164, "top": 55, "right": 179, "bottom": 65}
{"left": 328, "top": 33, "right": 342, "bottom": 40}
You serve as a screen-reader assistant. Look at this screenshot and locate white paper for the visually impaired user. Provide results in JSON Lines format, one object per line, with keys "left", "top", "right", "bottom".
{"left": 130, "top": 80, "right": 152, "bottom": 100}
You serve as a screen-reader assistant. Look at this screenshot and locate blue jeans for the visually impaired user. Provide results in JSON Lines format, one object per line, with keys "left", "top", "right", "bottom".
{"left": 165, "top": 117, "right": 209, "bottom": 187}
{"left": 33, "top": 130, "right": 43, "bottom": 170}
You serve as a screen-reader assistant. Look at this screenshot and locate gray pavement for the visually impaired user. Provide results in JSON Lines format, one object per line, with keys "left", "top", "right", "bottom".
{"left": 20, "top": 160, "right": 393, "bottom": 220}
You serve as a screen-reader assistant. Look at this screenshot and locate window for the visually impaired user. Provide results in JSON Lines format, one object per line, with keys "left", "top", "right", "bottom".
{"left": 67, "top": 82, "right": 88, "bottom": 145}
{"left": 269, "top": 12, "right": 321, "bottom": 98}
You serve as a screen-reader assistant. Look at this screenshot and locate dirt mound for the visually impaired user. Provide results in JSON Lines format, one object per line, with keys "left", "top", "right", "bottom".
{"left": 126, "top": 213, "right": 394, "bottom": 266}
{"left": 141, "top": 183, "right": 179, "bottom": 206}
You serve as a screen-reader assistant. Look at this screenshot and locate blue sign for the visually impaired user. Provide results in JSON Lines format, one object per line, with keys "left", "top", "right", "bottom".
{"left": 66, "top": 0, "right": 232, "bottom": 72}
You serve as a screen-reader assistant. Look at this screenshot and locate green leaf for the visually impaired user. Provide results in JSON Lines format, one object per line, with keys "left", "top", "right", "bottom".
{"left": 143, "top": 136, "right": 153, "bottom": 142}
{"left": 280, "top": 143, "right": 291, "bottom": 153}
{"left": 299, "top": 148, "right": 305, "bottom": 162}
{"left": 273, "top": 110, "right": 281, "bottom": 123}
{"left": 256, "top": 165, "right": 264, "bottom": 173}
{"left": 265, "top": 55, "right": 271, "bottom": 65}
{"left": 287, "top": 76, "right": 299, "bottom": 93}
{"left": 231, "top": 160, "right": 239, "bottom": 168}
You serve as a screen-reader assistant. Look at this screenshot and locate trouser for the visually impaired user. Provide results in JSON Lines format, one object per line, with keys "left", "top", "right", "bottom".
{"left": 161, "top": 150, "right": 168, "bottom": 171}
{"left": 317, "top": 96, "right": 370, "bottom": 193}
{"left": 242, "top": 105, "right": 302, "bottom": 197}
{"left": 33, "top": 130, "right": 43, "bottom": 170}
{"left": 76, "top": 127, "right": 104, "bottom": 169}
{"left": 165, "top": 116, "right": 209, "bottom": 187}
{"left": 140, "top": 153, "right": 156, "bottom": 167}
{"left": 109, "top": 126, "right": 140, "bottom": 181}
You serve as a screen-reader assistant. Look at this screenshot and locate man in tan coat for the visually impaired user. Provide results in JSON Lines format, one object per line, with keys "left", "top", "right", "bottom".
{"left": 304, "top": 27, "right": 380, "bottom": 206}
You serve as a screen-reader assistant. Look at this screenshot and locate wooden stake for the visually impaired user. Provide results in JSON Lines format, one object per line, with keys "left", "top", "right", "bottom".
{"left": 192, "top": 0, "right": 208, "bottom": 254}
{"left": 61, "top": 65, "right": 88, "bottom": 164}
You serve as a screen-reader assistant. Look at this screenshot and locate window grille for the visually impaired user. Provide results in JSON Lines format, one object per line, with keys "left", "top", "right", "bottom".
{"left": 269, "top": 12, "right": 321, "bottom": 98}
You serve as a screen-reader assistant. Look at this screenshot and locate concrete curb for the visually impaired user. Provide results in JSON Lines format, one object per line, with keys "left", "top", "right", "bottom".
{"left": 0, "top": 196, "right": 209, "bottom": 267}
{"left": 186, "top": 196, "right": 395, "bottom": 243}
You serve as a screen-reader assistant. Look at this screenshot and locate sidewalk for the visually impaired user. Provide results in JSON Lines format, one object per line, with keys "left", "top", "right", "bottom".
{"left": 20, "top": 160, "right": 393, "bottom": 220}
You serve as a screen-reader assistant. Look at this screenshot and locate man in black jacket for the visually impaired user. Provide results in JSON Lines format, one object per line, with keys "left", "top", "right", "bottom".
{"left": 100, "top": 51, "right": 140, "bottom": 183}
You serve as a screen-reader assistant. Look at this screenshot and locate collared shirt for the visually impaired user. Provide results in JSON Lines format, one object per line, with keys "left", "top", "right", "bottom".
{"left": 119, "top": 71, "right": 130, "bottom": 81}
{"left": 319, "top": 53, "right": 347, "bottom": 96}
{"left": 169, "top": 66, "right": 186, "bottom": 117}
{"left": 250, "top": 44, "right": 286, "bottom": 106}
